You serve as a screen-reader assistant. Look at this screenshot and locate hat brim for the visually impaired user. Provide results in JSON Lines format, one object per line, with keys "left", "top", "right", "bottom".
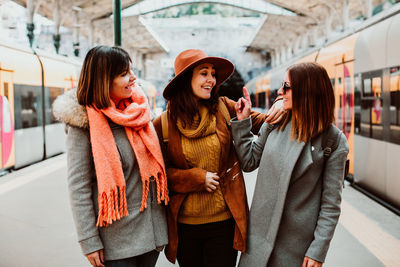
{"left": 163, "top": 57, "right": 234, "bottom": 100}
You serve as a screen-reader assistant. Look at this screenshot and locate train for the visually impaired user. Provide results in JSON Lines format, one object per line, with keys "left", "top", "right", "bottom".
{"left": 246, "top": 10, "right": 400, "bottom": 212}
{"left": 0, "top": 41, "right": 160, "bottom": 171}
{"left": 0, "top": 40, "right": 81, "bottom": 169}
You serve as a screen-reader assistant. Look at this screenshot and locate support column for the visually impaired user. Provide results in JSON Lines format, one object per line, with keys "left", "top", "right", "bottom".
{"left": 26, "top": 0, "right": 35, "bottom": 47}
{"left": 53, "top": 0, "right": 61, "bottom": 54}
{"left": 309, "top": 27, "right": 319, "bottom": 47}
{"left": 142, "top": 53, "right": 147, "bottom": 80}
{"left": 364, "top": 0, "right": 373, "bottom": 19}
{"left": 137, "top": 52, "right": 144, "bottom": 78}
{"left": 275, "top": 48, "right": 281, "bottom": 66}
{"left": 270, "top": 51, "right": 276, "bottom": 68}
{"left": 113, "top": 0, "right": 122, "bottom": 46}
{"left": 72, "top": 7, "right": 81, "bottom": 57}
{"left": 88, "top": 20, "right": 94, "bottom": 47}
{"left": 280, "top": 46, "right": 286, "bottom": 63}
{"left": 286, "top": 45, "right": 292, "bottom": 60}
{"left": 342, "top": 0, "right": 350, "bottom": 31}
{"left": 301, "top": 34, "right": 308, "bottom": 50}
{"left": 325, "top": 14, "right": 333, "bottom": 38}
{"left": 293, "top": 36, "right": 302, "bottom": 55}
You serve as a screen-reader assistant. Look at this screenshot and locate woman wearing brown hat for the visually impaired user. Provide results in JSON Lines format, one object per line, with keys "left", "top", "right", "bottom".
{"left": 153, "top": 49, "right": 284, "bottom": 267}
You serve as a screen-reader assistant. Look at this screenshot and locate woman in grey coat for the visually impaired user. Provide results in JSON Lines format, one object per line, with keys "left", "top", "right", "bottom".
{"left": 232, "top": 62, "right": 349, "bottom": 267}
{"left": 53, "top": 46, "right": 169, "bottom": 267}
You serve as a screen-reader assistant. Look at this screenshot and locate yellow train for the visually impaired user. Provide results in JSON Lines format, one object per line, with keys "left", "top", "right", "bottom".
{"left": 247, "top": 12, "right": 400, "bottom": 212}
{"left": 0, "top": 41, "right": 158, "bottom": 170}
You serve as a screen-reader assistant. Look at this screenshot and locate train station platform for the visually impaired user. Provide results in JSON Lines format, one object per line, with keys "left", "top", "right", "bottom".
{"left": 0, "top": 154, "right": 399, "bottom": 267}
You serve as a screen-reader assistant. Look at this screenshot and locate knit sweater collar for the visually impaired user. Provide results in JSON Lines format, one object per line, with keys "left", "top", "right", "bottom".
{"left": 176, "top": 104, "right": 216, "bottom": 139}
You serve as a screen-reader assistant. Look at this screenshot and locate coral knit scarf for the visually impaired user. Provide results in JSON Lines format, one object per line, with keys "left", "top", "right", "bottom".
{"left": 86, "top": 86, "right": 169, "bottom": 227}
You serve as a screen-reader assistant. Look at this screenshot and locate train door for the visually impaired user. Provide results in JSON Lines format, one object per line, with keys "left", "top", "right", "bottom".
{"left": 0, "top": 68, "right": 15, "bottom": 169}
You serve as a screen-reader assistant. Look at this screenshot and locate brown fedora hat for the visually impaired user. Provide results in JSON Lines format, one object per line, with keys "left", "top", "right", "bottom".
{"left": 163, "top": 49, "right": 234, "bottom": 100}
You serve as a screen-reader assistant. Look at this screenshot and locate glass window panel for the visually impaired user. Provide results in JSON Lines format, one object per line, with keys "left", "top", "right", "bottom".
{"left": 363, "top": 78, "right": 372, "bottom": 95}
{"left": 330, "top": 78, "right": 335, "bottom": 88}
{"left": 372, "top": 77, "right": 382, "bottom": 98}
{"left": 14, "top": 84, "right": 42, "bottom": 130}
{"left": 2, "top": 97, "right": 11, "bottom": 133}
{"left": 390, "top": 67, "right": 400, "bottom": 144}
{"left": 45, "top": 87, "right": 64, "bottom": 125}
{"left": 354, "top": 74, "right": 361, "bottom": 134}
{"left": 3, "top": 82, "right": 9, "bottom": 100}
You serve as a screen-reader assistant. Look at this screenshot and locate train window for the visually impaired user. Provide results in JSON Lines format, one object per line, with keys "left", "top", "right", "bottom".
{"left": 330, "top": 78, "right": 335, "bottom": 88}
{"left": 359, "top": 74, "right": 383, "bottom": 140}
{"left": 14, "top": 84, "right": 42, "bottom": 130}
{"left": 3, "top": 82, "right": 9, "bottom": 99}
{"left": 363, "top": 78, "right": 372, "bottom": 96}
{"left": 257, "top": 92, "right": 266, "bottom": 109}
{"left": 46, "top": 87, "right": 64, "bottom": 125}
{"left": 354, "top": 74, "right": 361, "bottom": 134}
{"left": 372, "top": 77, "right": 381, "bottom": 98}
{"left": 389, "top": 67, "right": 400, "bottom": 144}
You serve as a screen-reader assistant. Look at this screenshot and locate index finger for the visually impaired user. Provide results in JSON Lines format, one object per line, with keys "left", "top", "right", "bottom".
{"left": 243, "top": 87, "right": 251, "bottom": 103}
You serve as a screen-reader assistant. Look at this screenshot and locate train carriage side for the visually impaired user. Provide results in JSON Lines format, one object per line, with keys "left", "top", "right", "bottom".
{"left": 299, "top": 35, "right": 359, "bottom": 176}
{"left": 0, "top": 42, "right": 80, "bottom": 169}
{"left": 36, "top": 52, "right": 80, "bottom": 159}
{"left": 0, "top": 43, "right": 43, "bottom": 169}
{"left": 353, "top": 13, "right": 400, "bottom": 208}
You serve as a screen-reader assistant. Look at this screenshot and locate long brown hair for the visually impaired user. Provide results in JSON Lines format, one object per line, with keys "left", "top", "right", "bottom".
{"left": 77, "top": 46, "right": 131, "bottom": 109}
{"left": 279, "top": 62, "right": 335, "bottom": 142}
{"left": 168, "top": 69, "right": 219, "bottom": 125}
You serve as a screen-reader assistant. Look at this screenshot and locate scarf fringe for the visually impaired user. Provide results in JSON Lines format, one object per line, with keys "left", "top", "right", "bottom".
{"left": 139, "top": 171, "right": 170, "bottom": 212}
{"left": 96, "top": 186, "right": 129, "bottom": 227}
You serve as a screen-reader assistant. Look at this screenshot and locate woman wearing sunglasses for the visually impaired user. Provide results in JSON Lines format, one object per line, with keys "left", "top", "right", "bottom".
{"left": 152, "top": 49, "right": 285, "bottom": 267}
{"left": 232, "top": 62, "right": 349, "bottom": 267}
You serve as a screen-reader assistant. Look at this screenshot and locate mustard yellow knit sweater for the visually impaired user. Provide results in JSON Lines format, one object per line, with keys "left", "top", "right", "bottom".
{"left": 177, "top": 105, "right": 231, "bottom": 224}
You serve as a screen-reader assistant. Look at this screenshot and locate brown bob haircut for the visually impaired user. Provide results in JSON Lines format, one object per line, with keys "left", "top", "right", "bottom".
{"left": 77, "top": 45, "right": 131, "bottom": 109}
{"left": 168, "top": 69, "right": 220, "bottom": 125}
{"left": 280, "top": 62, "right": 335, "bottom": 142}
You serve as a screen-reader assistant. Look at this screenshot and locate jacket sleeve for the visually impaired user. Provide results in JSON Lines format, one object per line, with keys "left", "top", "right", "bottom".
{"left": 153, "top": 116, "right": 207, "bottom": 194}
{"left": 221, "top": 96, "right": 267, "bottom": 133}
{"left": 230, "top": 117, "right": 269, "bottom": 172}
{"left": 305, "top": 132, "right": 349, "bottom": 262}
{"left": 66, "top": 126, "right": 104, "bottom": 255}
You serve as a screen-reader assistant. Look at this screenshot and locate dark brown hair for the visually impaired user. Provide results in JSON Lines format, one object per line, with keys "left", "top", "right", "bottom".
{"left": 168, "top": 68, "right": 219, "bottom": 125}
{"left": 77, "top": 46, "right": 131, "bottom": 109}
{"left": 280, "top": 62, "right": 335, "bottom": 142}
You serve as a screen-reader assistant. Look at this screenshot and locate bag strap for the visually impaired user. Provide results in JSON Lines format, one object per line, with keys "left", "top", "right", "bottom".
{"left": 218, "top": 98, "right": 231, "bottom": 125}
{"left": 161, "top": 111, "right": 168, "bottom": 143}
{"left": 320, "top": 124, "right": 349, "bottom": 181}
{"left": 321, "top": 124, "right": 340, "bottom": 159}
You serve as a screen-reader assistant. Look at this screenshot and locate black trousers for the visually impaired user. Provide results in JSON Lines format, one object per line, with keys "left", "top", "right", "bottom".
{"left": 177, "top": 218, "right": 238, "bottom": 267}
{"left": 104, "top": 250, "right": 159, "bottom": 267}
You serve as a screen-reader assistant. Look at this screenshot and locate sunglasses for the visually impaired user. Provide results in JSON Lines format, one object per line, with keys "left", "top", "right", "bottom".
{"left": 281, "top": 82, "right": 291, "bottom": 94}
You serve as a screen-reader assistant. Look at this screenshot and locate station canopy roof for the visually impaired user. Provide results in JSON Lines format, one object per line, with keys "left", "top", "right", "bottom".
{"left": 13, "top": 0, "right": 387, "bottom": 54}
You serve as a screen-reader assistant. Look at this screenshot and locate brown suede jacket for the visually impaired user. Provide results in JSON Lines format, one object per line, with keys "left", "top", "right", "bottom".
{"left": 153, "top": 96, "right": 267, "bottom": 263}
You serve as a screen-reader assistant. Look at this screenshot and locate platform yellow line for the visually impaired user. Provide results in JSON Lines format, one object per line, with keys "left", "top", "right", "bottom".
{"left": 340, "top": 200, "right": 400, "bottom": 267}
{"left": 0, "top": 160, "right": 66, "bottom": 195}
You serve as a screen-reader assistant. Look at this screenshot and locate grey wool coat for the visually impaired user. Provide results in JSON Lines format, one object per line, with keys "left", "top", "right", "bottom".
{"left": 52, "top": 89, "right": 168, "bottom": 261}
{"left": 231, "top": 117, "right": 349, "bottom": 267}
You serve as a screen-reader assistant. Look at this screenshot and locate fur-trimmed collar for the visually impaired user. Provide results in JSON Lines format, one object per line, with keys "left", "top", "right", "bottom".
{"left": 52, "top": 88, "right": 89, "bottom": 129}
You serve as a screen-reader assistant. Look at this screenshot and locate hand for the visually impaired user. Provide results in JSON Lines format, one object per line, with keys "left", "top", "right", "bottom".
{"left": 235, "top": 87, "right": 252, "bottom": 120}
{"left": 265, "top": 97, "right": 286, "bottom": 124}
{"left": 302, "top": 256, "right": 322, "bottom": 267}
{"left": 205, "top": 172, "right": 220, "bottom": 192}
{"left": 86, "top": 249, "right": 105, "bottom": 267}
